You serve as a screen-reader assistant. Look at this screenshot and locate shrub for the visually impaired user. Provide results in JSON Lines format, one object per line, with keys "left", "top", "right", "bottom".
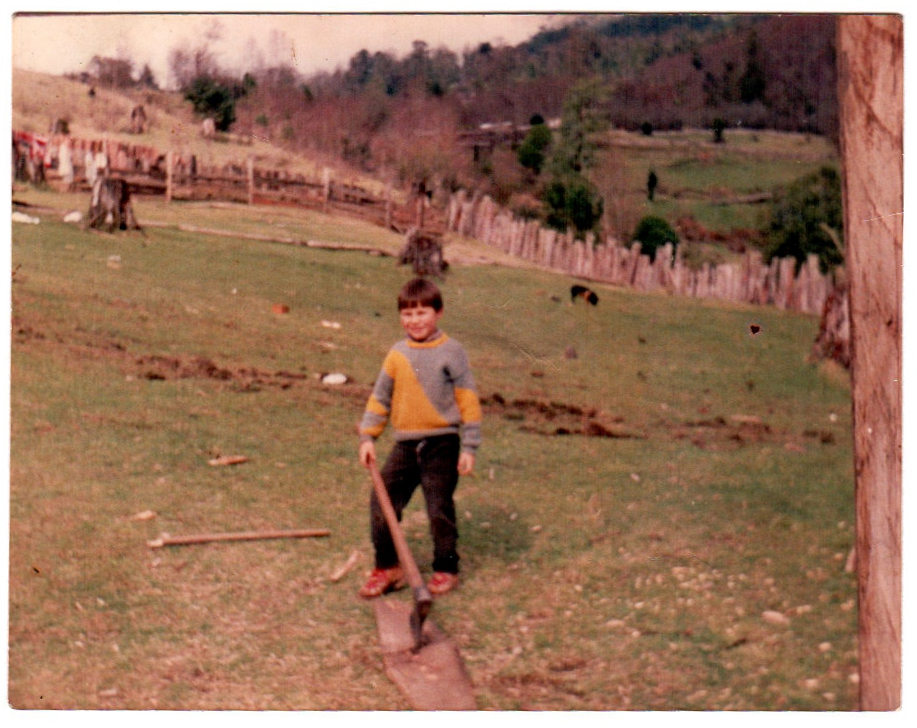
{"left": 712, "top": 117, "right": 727, "bottom": 143}
{"left": 632, "top": 215, "right": 679, "bottom": 262}
{"left": 543, "top": 177, "right": 604, "bottom": 238}
{"left": 764, "top": 166, "right": 844, "bottom": 272}
{"left": 185, "top": 76, "right": 236, "bottom": 131}
{"left": 517, "top": 123, "right": 552, "bottom": 175}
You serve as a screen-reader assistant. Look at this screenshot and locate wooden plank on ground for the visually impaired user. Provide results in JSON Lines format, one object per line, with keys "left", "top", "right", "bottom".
{"left": 373, "top": 598, "right": 476, "bottom": 710}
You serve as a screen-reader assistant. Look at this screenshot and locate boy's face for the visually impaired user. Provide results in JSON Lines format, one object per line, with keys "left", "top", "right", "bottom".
{"left": 400, "top": 304, "right": 443, "bottom": 342}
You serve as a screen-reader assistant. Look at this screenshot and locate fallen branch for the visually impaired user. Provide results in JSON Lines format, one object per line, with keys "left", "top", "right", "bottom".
{"left": 147, "top": 528, "right": 330, "bottom": 549}
{"left": 330, "top": 549, "right": 362, "bottom": 582}
{"left": 208, "top": 455, "right": 249, "bottom": 466}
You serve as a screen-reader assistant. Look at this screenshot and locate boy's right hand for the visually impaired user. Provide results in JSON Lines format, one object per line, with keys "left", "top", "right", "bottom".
{"left": 359, "top": 440, "right": 377, "bottom": 468}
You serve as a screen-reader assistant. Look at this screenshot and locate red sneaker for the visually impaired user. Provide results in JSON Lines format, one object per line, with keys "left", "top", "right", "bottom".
{"left": 359, "top": 566, "right": 405, "bottom": 598}
{"left": 428, "top": 572, "right": 459, "bottom": 595}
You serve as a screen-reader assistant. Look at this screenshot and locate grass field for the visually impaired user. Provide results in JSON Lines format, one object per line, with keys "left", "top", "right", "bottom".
{"left": 9, "top": 190, "right": 856, "bottom": 710}
{"left": 607, "top": 128, "right": 839, "bottom": 235}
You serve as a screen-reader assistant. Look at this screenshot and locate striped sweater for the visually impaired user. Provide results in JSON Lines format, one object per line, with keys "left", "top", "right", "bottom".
{"left": 359, "top": 333, "right": 482, "bottom": 452}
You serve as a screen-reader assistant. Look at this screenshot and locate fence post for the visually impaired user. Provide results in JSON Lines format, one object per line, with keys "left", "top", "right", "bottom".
{"left": 322, "top": 167, "right": 332, "bottom": 212}
{"left": 247, "top": 157, "right": 254, "bottom": 205}
{"left": 838, "top": 14, "right": 903, "bottom": 711}
{"left": 165, "top": 150, "right": 173, "bottom": 204}
{"left": 385, "top": 183, "right": 393, "bottom": 229}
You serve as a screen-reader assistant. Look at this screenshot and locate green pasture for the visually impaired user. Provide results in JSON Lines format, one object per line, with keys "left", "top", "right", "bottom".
{"left": 9, "top": 194, "right": 856, "bottom": 710}
{"left": 609, "top": 129, "right": 839, "bottom": 233}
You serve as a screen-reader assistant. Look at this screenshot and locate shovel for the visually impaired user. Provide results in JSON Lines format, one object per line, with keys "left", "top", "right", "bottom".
{"left": 367, "top": 460, "right": 432, "bottom": 652}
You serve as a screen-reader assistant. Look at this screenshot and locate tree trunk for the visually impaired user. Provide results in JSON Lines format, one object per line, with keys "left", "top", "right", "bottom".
{"left": 837, "top": 14, "right": 903, "bottom": 711}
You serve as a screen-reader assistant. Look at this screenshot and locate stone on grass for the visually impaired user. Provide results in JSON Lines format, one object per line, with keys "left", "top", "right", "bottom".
{"left": 762, "top": 610, "right": 790, "bottom": 626}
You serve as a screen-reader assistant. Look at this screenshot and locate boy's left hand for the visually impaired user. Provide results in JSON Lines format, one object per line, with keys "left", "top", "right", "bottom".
{"left": 458, "top": 451, "right": 475, "bottom": 476}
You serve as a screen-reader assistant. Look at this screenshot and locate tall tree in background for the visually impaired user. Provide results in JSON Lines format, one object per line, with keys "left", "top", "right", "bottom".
{"left": 764, "top": 166, "right": 844, "bottom": 273}
{"left": 516, "top": 119, "right": 552, "bottom": 175}
{"left": 137, "top": 63, "right": 158, "bottom": 90}
{"left": 543, "top": 78, "right": 609, "bottom": 237}
{"left": 89, "top": 56, "right": 134, "bottom": 89}
{"left": 739, "top": 30, "right": 767, "bottom": 104}
{"left": 168, "top": 20, "right": 222, "bottom": 90}
{"left": 550, "top": 77, "right": 609, "bottom": 176}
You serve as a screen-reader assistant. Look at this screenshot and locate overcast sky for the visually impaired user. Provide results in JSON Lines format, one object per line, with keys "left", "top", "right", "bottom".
{"left": 11, "top": 11, "right": 571, "bottom": 89}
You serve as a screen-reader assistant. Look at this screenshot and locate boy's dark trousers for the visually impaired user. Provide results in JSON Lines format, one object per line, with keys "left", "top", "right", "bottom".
{"left": 371, "top": 434, "right": 461, "bottom": 575}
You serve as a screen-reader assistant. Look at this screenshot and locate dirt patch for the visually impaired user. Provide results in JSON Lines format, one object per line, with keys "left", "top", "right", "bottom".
{"left": 481, "top": 393, "right": 644, "bottom": 439}
{"left": 12, "top": 314, "right": 332, "bottom": 394}
{"left": 482, "top": 392, "right": 834, "bottom": 452}
{"left": 676, "top": 216, "right": 763, "bottom": 254}
{"left": 672, "top": 414, "right": 788, "bottom": 451}
{"left": 133, "top": 354, "right": 313, "bottom": 392}
{"left": 13, "top": 315, "right": 835, "bottom": 450}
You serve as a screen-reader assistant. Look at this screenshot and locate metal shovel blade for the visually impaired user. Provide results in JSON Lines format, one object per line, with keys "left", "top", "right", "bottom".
{"left": 373, "top": 599, "right": 477, "bottom": 710}
{"left": 409, "top": 586, "right": 433, "bottom": 652}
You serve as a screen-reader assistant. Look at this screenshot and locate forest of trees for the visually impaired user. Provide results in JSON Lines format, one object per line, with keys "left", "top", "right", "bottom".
{"left": 70, "top": 13, "right": 841, "bottom": 255}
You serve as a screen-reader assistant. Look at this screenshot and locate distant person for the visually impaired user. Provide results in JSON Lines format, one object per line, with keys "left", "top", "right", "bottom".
{"left": 357, "top": 278, "right": 482, "bottom": 598}
{"left": 647, "top": 169, "right": 658, "bottom": 202}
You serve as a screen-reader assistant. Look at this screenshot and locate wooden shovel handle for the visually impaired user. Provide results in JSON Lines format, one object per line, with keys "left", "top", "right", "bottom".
{"left": 368, "top": 461, "right": 426, "bottom": 593}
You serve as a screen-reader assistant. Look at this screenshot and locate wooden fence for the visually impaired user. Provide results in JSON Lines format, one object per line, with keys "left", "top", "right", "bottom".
{"left": 16, "top": 130, "right": 839, "bottom": 318}
{"left": 14, "top": 131, "right": 428, "bottom": 232}
{"left": 445, "top": 189, "right": 838, "bottom": 316}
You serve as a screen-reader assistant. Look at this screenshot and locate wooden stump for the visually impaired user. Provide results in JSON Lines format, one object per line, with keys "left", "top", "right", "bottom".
{"left": 399, "top": 228, "right": 447, "bottom": 277}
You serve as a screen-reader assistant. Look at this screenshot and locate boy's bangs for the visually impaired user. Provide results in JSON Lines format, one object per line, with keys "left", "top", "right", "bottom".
{"left": 398, "top": 278, "right": 443, "bottom": 311}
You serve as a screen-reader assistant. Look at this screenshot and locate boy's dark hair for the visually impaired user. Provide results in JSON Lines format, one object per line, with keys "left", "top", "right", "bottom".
{"left": 398, "top": 278, "right": 443, "bottom": 311}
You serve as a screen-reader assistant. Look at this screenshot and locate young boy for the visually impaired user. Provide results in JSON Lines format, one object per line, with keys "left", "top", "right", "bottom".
{"left": 358, "top": 277, "right": 482, "bottom": 598}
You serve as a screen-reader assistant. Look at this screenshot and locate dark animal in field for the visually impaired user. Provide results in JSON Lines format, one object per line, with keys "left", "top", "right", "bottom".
{"left": 571, "top": 284, "right": 599, "bottom": 306}
{"left": 88, "top": 176, "right": 141, "bottom": 233}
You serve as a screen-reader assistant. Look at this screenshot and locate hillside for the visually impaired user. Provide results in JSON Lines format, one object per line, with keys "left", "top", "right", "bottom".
{"left": 11, "top": 68, "right": 382, "bottom": 193}
{"left": 12, "top": 14, "right": 841, "bottom": 259}
{"left": 615, "top": 14, "right": 838, "bottom": 136}
{"left": 310, "top": 14, "right": 838, "bottom": 135}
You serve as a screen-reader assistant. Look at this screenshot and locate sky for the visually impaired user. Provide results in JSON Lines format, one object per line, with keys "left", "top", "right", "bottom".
{"left": 11, "top": 11, "right": 567, "bottom": 89}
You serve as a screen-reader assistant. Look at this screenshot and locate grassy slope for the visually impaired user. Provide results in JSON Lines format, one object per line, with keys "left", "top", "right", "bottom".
{"left": 9, "top": 189, "right": 856, "bottom": 710}
{"left": 11, "top": 69, "right": 384, "bottom": 194}
{"left": 15, "top": 69, "right": 839, "bottom": 238}
{"left": 609, "top": 128, "right": 839, "bottom": 235}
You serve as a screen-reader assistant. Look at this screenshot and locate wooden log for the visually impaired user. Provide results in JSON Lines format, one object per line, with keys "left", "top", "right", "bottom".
{"left": 839, "top": 14, "right": 903, "bottom": 711}
{"left": 147, "top": 528, "right": 331, "bottom": 548}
